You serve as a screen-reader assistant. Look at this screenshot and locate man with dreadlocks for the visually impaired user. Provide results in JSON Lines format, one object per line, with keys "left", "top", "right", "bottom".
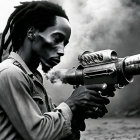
{"left": 0, "top": 1, "right": 114, "bottom": 140}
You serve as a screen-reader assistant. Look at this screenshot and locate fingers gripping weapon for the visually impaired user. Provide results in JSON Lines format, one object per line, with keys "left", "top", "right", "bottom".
{"left": 55, "top": 50, "right": 140, "bottom": 88}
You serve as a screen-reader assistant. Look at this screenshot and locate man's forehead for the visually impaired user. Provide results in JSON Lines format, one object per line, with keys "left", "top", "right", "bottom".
{"left": 38, "top": 16, "right": 71, "bottom": 38}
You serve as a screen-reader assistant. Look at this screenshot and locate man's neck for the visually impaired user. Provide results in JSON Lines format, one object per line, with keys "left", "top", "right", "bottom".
{"left": 17, "top": 47, "right": 40, "bottom": 73}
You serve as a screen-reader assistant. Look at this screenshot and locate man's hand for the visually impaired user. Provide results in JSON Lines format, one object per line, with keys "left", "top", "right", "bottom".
{"left": 101, "top": 84, "right": 116, "bottom": 97}
{"left": 65, "top": 84, "right": 110, "bottom": 119}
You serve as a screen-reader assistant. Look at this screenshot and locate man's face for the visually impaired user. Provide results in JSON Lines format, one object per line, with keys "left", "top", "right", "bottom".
{"left": 33, "top": 16, "right": 71, "bottom": 73}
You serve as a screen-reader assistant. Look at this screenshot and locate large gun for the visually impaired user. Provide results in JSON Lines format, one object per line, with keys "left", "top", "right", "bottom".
{"left": 49, "top": 50, "right": 140, "bottom": 88}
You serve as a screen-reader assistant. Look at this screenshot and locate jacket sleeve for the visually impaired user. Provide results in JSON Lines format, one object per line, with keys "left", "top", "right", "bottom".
{"left": 0, "top": 67, "right": 73, "bottom": 140}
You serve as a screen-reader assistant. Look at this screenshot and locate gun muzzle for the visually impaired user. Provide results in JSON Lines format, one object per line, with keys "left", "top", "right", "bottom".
{"left": 61, "top": 68, "right": 83, "bottom": 85}
{"left": 124, "top": 54, "right": 140, "bottom": 76}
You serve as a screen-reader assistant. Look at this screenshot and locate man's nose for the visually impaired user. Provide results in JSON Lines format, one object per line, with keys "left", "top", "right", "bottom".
{"left": 57, "top": 43, "right": 64, "bottom": 56}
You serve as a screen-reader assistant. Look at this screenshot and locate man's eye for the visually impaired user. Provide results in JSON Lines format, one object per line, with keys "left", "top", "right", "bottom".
{"left": 53, "top": 34, "right": 64, "bottom": 43}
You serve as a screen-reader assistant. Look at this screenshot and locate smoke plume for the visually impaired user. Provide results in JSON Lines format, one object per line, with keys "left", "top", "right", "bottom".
{"left": 45, "top": 0, "right": 140, "bottom": 116}
{"left": 45, "top": 69, "right": 69, "bottom": 85}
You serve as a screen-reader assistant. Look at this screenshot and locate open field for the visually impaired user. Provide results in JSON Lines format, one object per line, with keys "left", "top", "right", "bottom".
{"left": 81, "top": 118, "right": 140, "bottom": 140}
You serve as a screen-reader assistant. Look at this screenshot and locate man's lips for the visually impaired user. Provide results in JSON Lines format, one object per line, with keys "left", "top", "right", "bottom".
{"left": 40, "top": 57, "right": 60, "bottom": 68}
{"left": 50, "top": 58, "right": 60, "bottom": 66}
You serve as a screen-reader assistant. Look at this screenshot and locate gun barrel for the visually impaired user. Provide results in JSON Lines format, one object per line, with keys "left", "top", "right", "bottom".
{"left": 62, "top": 69, "right": 83, "bottom": 85}
{"left": 124, "top": 54, "right": 140, "bottom": 76}
{"left": 52, "top": 52, "right": 140, "bottom": 86}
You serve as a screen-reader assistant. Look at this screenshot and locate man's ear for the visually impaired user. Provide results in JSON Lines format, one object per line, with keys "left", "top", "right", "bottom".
{"left": 27, "top": 26, "right": 36, "bottom": 41}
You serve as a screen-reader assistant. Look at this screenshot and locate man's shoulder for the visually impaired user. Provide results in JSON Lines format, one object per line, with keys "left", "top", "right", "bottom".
{"left": 0, "top": 59, "right": 26, "bottom": 78}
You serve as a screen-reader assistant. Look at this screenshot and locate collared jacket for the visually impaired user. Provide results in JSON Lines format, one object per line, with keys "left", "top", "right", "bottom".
{"left": 0, "top": 52, "right": 74, "bottom": 140}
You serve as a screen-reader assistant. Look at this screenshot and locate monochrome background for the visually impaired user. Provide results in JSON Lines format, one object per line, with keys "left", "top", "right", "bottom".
{"left": 1, "top": 0, "right": 140, "bottom": 117}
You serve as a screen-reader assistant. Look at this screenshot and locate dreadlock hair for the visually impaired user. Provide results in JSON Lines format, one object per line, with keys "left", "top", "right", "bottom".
{"left": 0, "top": 1, "right": 69, "bottom": 62}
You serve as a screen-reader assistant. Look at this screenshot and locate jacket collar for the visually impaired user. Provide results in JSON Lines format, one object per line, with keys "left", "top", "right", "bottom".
{"left": 8, "top": 52, "right": 33, "bottom": 76}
